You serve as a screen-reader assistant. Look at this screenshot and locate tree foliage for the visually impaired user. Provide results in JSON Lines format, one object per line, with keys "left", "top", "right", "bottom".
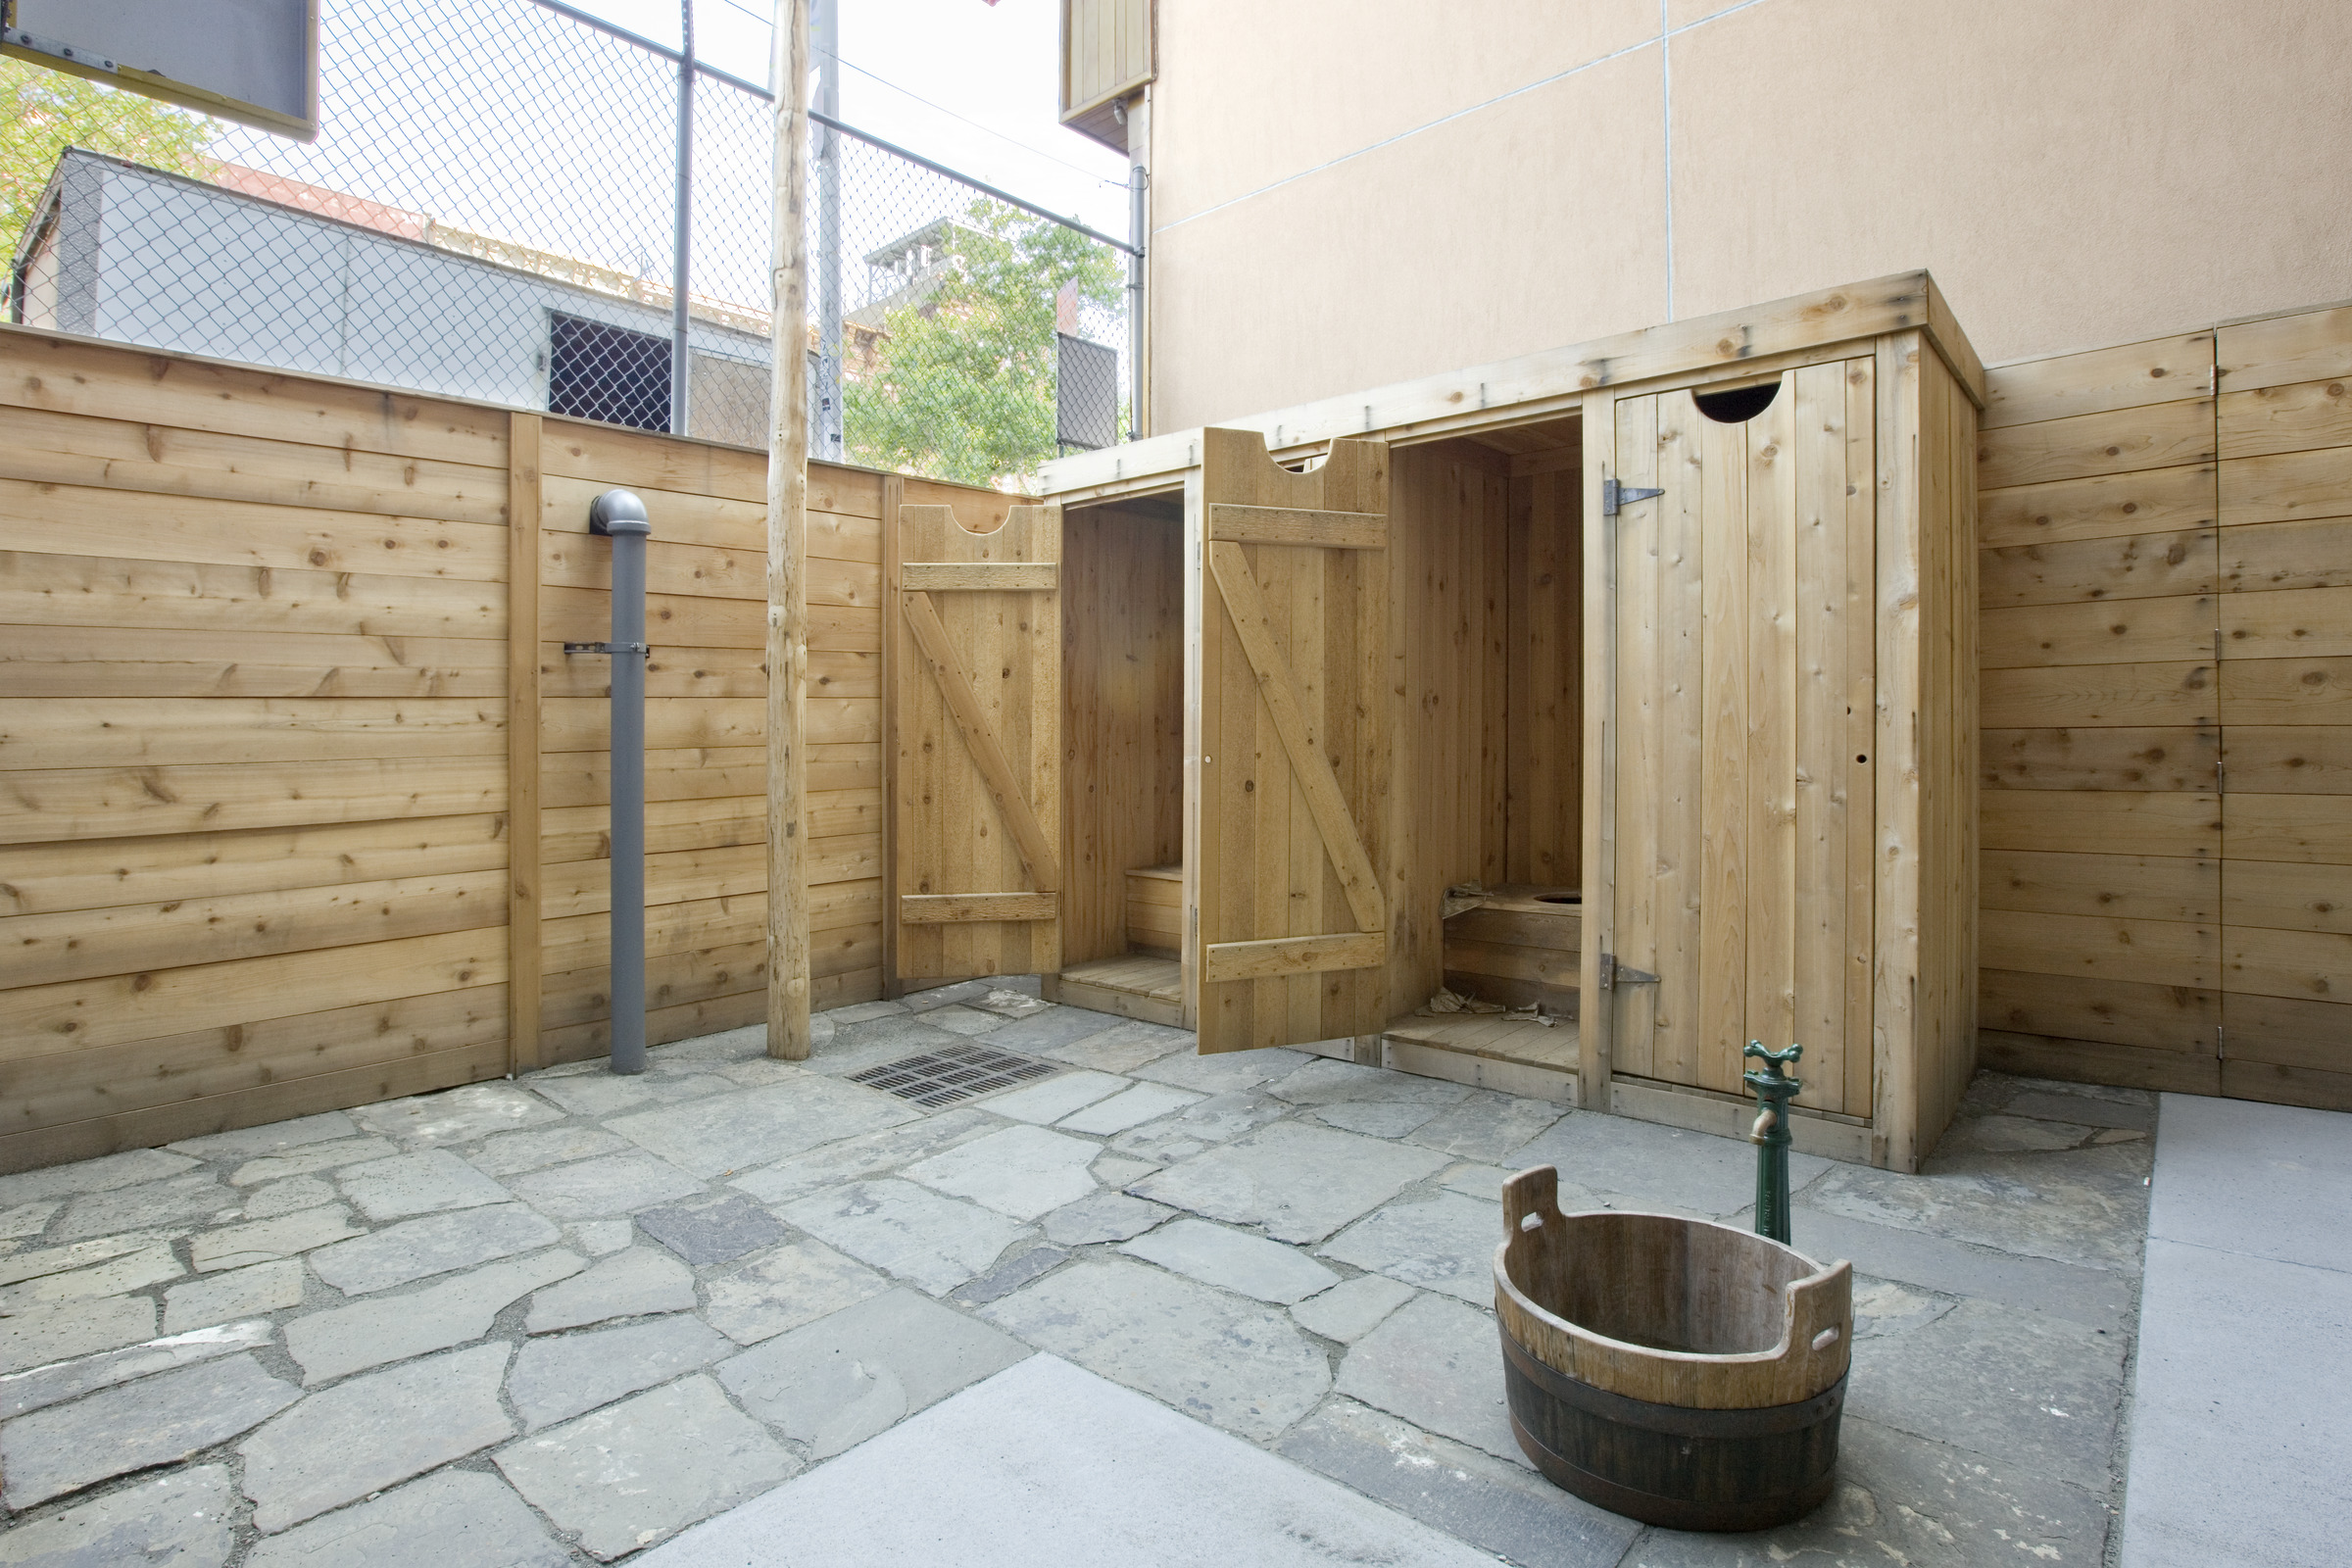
{"left": 842, "top": 197, "right": 1122, "bottom": 488}
{"left": 1, "top": 60, "right": 217, "bottom": 263}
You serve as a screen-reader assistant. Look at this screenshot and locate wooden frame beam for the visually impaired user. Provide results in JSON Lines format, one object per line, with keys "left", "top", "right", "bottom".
{"left": 765, "top": 0, "right": 811, "bottom": 1059}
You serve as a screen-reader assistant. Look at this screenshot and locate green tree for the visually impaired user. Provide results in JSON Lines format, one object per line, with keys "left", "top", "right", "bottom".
{"left": 843, "top": 196, "right": 1123, "bottom": 488}
{"left": 2, "top": 59, "right": 216, "bottom": 262}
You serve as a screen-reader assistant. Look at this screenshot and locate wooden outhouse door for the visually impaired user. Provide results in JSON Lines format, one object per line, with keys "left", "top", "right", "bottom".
{"left": 1193, "top": 429, "right": 1393, "bottom": 1054}
{"left": 889, "top": 502, "right": 1062, "bottom": 982}
{"left": 1595, "top": 364, "right": 1879, "bottom": 1115}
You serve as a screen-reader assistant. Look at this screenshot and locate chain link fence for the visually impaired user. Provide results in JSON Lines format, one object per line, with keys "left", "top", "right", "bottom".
{"left": 1, "top": 0, "right": 1133, "bottom": 489}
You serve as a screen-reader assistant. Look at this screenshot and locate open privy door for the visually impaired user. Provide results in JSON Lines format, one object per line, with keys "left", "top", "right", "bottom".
{"left": 1191, "top": 429, "right": 1393, "bottom": 1054}
{"left": 890, "top": 502, "right": 1062, "bottom": 983}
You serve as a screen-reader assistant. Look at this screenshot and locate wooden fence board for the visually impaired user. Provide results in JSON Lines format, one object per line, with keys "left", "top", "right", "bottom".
{"left": 0, "top": 626, "right": 506, "bottom": 700}
{"left": 2219, "top": 726, "right": 2352, "bottom": 793}
{"left": 2220, "top": 445, "right": 2352, "bottom": 526}
{"left": 1982, "top": 662, "right": 2216, "bottom": 728}
{"left": 1982, "top": 908, "right": 2217, "bottom": 988}
{"left": 1979, "top": 528, "right": 2216, "bottom": 609}
{"left": 0, "top": 759, "right": 505, "bottom": 844}
{"left": 1981, "top": 726, "right": 2216, "bottom": 791}
{"left": 2219, "top": 378, "right": 2352, "bottom": 461}
{"left": 1981, "top": 790, "right": 2219, "bottom": 858}
{"left": 2222, "top": 517, "right": 2352, "bottom": 592}
{"left": 2219, "top": 657, "right": 2352, "bottom": 724}
{"left": 1982, "top": 332, "right": 2215, "bottom": 429}
{"left": 2217, "top": 304, "right": 2352, "bottom": 393}
{"left": 1977, "top": 399, "right": 2215, "bottom": 490}
{"left": 1980, "top": 595, "right": 2216, "bottom": 668}
{"left": 1978, "top": 968, "right": 2217, "bottom": 1052}
{"left": 1979, "top": 465, "right": 2216, "bottom": 550}
{"left": 0, "top": 697, "right": 507, "bottom": 769}
{"left": 2223, "top": 793, "right": 2352, "bottom": 863}
{"left": 1981, "top": 849, "right": 2217, "bottom": 922}
{"left": 0, "top": 552, "right": 504, "bottom": 639}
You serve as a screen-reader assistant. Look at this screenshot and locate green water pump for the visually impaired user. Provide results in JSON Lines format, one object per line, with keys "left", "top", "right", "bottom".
{"left": 1743, "top": 1042, "right": 1803, "bottom": 1245}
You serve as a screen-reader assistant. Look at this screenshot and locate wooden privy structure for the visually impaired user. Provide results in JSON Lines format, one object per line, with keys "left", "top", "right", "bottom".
{"left": 882, "top": 272, "right": 1982, "bottom": 1170}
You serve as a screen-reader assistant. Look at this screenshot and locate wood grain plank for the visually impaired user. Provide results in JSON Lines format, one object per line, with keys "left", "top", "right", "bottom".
{"left": 1982, "top": 849, "right": 2217, "bottom": 922}
{"left": 2220, "top": 726, "right": 2352, "bottom": 794}
{"left": 1982, "top": 789, "right": 2219, "bottom": 858}
{"left": 2222, "top": 585, "right": 2352, "bottom": 660}
{"left": 1981, "top": 726, "right": 2217, "bottom": 791}
{"left": 1977, "top": 399, "right": 2215, "bottom": 490}
{"left": 1981, "top": 594, "right": 2215, "bottom": 668}
{"left": 2223, "top": 794, "right": 2352, "bottom": 864}
{"left": 2220, "top": 446, "right": 2352, "bottom": 526}
{"left": 2217, "top": 304, "right": 2352, "bottom": 393}
{"left": 1979, "top": 527, "right": 2216, "bottom": 609}
{"left": 2219, "top": 377, "right": 2352, "bottom": 461}
{"left": 1982, "top": 661, "right": 2216, "bottom": 727}
{"left": 1982, "top": 908, "right": 2215, "bottom": 988}
{"left": 0, "top": 551, "right": 503, "bottom": 640}
{"left": 2222, "top": 516, "right": 2352, "bottom": 593}
{"left": 1982, "top": 332, "right": 2215, "bottom": 429}
{"left": 2224, "top": 860, "right": 2352, "bottom": 935}
{"left": 1979, "top": 464, "right": 2216, "bottom": 550}
{"left": 0, "top": 757, "right": 505, "bottom": 845}
{"left": 0, "top": 625, "right": 505, "bottom": 699}
{"left": 1978, "top": 969, "right": 2217, "bottom": 1054}
{"left": 2218, "top": 656, "right": 2352, "bottom": 725}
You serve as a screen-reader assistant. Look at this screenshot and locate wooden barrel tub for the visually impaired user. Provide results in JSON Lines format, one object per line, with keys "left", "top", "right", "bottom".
{"left": 1494, "top": 1166, "right": 1853, "bottom": 1531}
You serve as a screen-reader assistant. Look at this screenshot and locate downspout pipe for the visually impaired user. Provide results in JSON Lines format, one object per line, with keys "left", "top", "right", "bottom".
{"left": 585, "top": 489, "right": 653, "bottom": 1074}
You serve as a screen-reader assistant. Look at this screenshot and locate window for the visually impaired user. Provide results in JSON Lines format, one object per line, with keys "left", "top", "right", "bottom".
{"left": 548, "top": 313, "right": 670, "bottom": 432}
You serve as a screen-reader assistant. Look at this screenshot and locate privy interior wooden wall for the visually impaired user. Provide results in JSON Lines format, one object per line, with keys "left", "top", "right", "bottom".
{"left": 1059, "top": 501, "right": 1184, "bottom": 967}
{"left": 1381, "top": 437, "right": 1582, "bottom": 1016}
{"left": 0, "top": 327, "right": 1011, "bottom": 1170}
{"left": 1973, "top": 304, "right": 2352, "bottom": 1113}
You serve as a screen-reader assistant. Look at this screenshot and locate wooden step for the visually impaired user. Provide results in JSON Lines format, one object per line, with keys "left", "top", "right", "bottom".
{"left": 1444, "top": 883, "right": 1580, "bottom": 1012}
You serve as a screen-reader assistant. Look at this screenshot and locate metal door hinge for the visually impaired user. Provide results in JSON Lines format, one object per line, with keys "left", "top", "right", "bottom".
{"left": 1601, "top": 477, "right": 1664, "bottom": 516}
{"left": 1598, "top": 952, "right": 1658, "bottom": 990}
{"left": 562, "top": 642, "right": 652, "bottom": 657}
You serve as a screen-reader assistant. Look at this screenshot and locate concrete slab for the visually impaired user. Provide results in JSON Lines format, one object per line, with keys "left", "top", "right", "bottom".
{"left": 979, "top": 1256, "right": 1328, "bottom": 1442}
{"left": 715, "top": 1287, "right": 1030, "bottom": 1458}
{"left": 1056, "top": 1082, "right": 1202, "bottom": 1136}
{"left": 902, "top": 1124, "right": 1100, "bottom": 1219}
{"left": 1804, "top": 1141, "right": 2151, "bottom": 1272}
{"left": 495, "top": 1376, "right": 797, "bottom": 1561}
{"left": 779, "top": 1178, "right": 1030, "bottom": 1296}
{"left": 238, "top": 1344, "right": 515, "bottom": 1533}
{"left": 0, "top": 1464, "right": 235, "bottom": 1568}
{"left": 698, "top": 1236, "right": 889, "bottom": 1346}
{"left": 1122, "top": 1217, "right": 1341, "bottom": 1304}
{"left": 634, "top": 1355, "right": 1499, "bottom": 1568}
{"left": 608, "top": 1077, "right": 919, "bottom": 1179}
{"left": 1318, "top": 1192, "right": 1503, "bottom": 1303}
{"left": 2145, "top": 1094, "right": 2352, "bottom": 1272}
{"left": 977, "top": 1069, "right": 1127, "bottom": 1124}
{"left": 1131, "top": 1121, "right": 1448, "bottom": 1245}
{"left": 304, "top": 1203, "right": 558, "bottom": 1295}
{"left": 1277, "top": 1396, "right": 1640, "bottom": 1568}
{"left": 242, "top": 1471, "right": 570, "bottom": 1568}
{"left": 0, "top": 1352, "right": 298, "bottom": 1508}
{"left": 508, "top": 1314, "right": 733, "bottom": 1431}
{"left": 1334, "top": 1292, "right": 1521, "bottom": 1465}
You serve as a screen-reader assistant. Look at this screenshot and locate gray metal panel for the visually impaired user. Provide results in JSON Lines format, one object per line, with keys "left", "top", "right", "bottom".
{"left": 14, "top": 0, "right": 312, "bottom": 126}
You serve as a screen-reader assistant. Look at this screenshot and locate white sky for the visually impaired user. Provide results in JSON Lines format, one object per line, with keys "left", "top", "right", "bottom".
{"left": 566, "top": 0, "right": 1131, "bottom": 236}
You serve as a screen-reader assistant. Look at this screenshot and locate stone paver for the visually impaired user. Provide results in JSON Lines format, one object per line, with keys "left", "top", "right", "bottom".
{"left": 0, "top": 1231, "right": 163, "bottom": 1287}
{"left": 227, "top": 1137, "right": 400, "bottom": 1188}
{"left": 1034, "top": 1018, "right": 1195, "bottom": 1073}
{"left": 1055, "top": 1081, "right": 1201, "bottom": 1135}
{"left": 238, "top": 1344, "right": 514, "bottom": 1534}
{"left": 1408, "top": 1092, "right": 1565, "bottom": 1162}
{"left": 726, "top": 1106, "right": 999, "bottom": 1204}
{"left": 0, "top": 1297, "right": 156, "bottom": 1376}
{"left": 699, "top": 1236, "right": 889, "bottom": 1346}
{"left": 508, "top": 1314, "right": 733, "bottom": 1431}
{"left": 191, "top": 1205, "right": 365, "bottom": 1272}
{"left": 977, "top": 1005, "right": 1135, "bottom": 1057}
{"left": 1135, "top": 1046, "right": 1309, "bottom": 1095}
{"left": 1122, "top": 1217, "right": 1341, "bottom": 1303}
{"left": 1268, "top": 1057, "right": 1472, "bottom": 1139}
{"left": 0, "top": 1201, "right": 56, "bottom": 1243}
{"left": 1335, "top": 1291, "right": 1521, "bottom": 1464}
{"left": 466, "top": 1124, "right": 628, "bottom": 1177}
{"left": 170, "top": 1110, "right": 358, "bottom": 1161}
{"left": 568, "top": 1218, "right": 635, "bottom": 1256}
{"left": 1041, "top": 1190, "right": 1171, "bottom": 1247}
{"left": 0, "top": 1320, "right": 270, "bottom": 1420}
{"left": 1290, "top": 1273, "right": 1418, "bottom": 1344}
{"left": 53, "top": 1173, "right": 238, "bottom": 1240}
{"left": 503, "top": 1151, "right": 704, "bottom": 1219}
{"left": 781, "top": 1178, "right": 1029, "bottom": 1295}
{"left": 0, "top": 1464, "right": 235, "bottom": 1568}
{"left": 716, "top": 1287, "right": 1029, "bottom": 1458}
{"left": 1319, "top": 1191, "right": 1503, "bottom": 1303}
{"left": 495, "top": 1376, "right": 797, "bottom": 1561}
{"left": 0, "top": 1243, "right": 179, "bottom": 1307}
{"left": 981, "top": 1255, "right": 1329, "bottom": 1442}
{"left": 1133, "top": 1119, "right": 1449, "bottom": 1244}
{"left": 976, "top": 1069, "right": 1126, "bottom": 1124}
{"left": 1805, "top": 1140, "right": 2151, "bottom": 1271}
{"left": 2, "top": 1352, "right": 299, "bottom": 1508}
{"left": 609, "top": 1077, "right": 919, "bottom": 1178}
{"left": 0, "top": 1148, "right": 197, "bottom": 1207}
{"left": 335, "top": 1149, "right": 512, "bottom": 1222}
{"left": 1106, "top": 1090, "right": 1289, "bottom": 1164}
{"left": 350, "top": 1083, "right": 562, "bottom": 1145}
{"left": 241, "top": 1175, "right": 338, "bottom": 1218}
{"left": 1510, "top": 1110, "right": 1832, "bottom": 1218}
{"left": 635, "top": 1189, "right": 790, "bottom": 1264}
{"left": 242, "top": 1471, "right": 570, "bottom": 1568}
{"left": 163, "top": 1258, "right": 305, "bottom": 1333}
{"left": 287, "top": 1249, "right": 584, "bottom": 1383}
{"left": 919, "top": 1004, "right": 1004, "bottom": 1035}
{"left": 1278, "top": 1396, "right": 1641, "bottom": 1568}
{"left": 948, "top": 1244, "right": 1071, "bottom": 1305}
{"left": 902, "top": 1124, "right": 1099, "bottom": 1219}
{"left": 524, "top": 1246, "right": 698, "bottom": 1333}
{"left": 305, "top": 1204, "right": 558, "bottom": 1296}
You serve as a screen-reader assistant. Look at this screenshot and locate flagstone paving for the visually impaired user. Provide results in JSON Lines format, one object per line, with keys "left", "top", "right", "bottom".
{"left": 0, "top": 984, "right": 2156, "bottom": 1565}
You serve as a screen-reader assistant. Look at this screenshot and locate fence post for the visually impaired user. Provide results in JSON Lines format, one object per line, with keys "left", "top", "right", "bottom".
{"left": 767, "top": 0, "right": 813, "bottom": 1060}
{"left": 670, "top": 0, "right": 695, "bottom": 436}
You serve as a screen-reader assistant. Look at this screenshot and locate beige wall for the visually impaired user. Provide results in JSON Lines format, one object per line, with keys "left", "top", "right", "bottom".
{"left": 1142, "top": 0, "right": 2352, "bottom": 430}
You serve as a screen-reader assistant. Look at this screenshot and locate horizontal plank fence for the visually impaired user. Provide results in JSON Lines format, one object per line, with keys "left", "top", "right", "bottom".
{"left": 0, "top": 326, "right": 999, "bottom": 1172}
{"left": 1977, "top": 302, "right": 2352, "bottom": 1112}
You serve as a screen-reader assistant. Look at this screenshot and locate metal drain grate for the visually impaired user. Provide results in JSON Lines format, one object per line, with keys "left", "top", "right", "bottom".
{"left": 849, "top": 1044, "right": 1056, "bottom": 1107}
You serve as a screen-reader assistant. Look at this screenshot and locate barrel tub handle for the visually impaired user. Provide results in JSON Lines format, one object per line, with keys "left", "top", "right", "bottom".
{"left": 1501, "top": 1165, "right": 1562, "bottom": 1234}
{"left": 1811, "top": 1326, "right": 1840, "bottom": 1351}
{"left": 1785, "top": 1258, "right": 1854, "bottom": 1381}
{"left": 1520, "top": 1212, "right": 1544, "bottom": 1233}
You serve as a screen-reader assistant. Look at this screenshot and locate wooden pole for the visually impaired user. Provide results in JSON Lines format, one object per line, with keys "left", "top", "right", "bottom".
{"left": 767, "top": 0, "right": 811, "bottom": 1059}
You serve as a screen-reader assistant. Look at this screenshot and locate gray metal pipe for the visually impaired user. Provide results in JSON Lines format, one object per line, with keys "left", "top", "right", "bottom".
{"left": 669, "top": 0, "right": 694, "bottom": 436}
{"left": 586, "top": 489, "right": 652, "bottom": 1074}
{"left": 1127, "top": 162, "right": 1147, "bottom": 441}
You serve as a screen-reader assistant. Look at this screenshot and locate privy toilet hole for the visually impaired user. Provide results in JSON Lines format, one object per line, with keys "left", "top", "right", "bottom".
{"left": 1692, "top": 378, "right": 1783, "bottom": 424}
